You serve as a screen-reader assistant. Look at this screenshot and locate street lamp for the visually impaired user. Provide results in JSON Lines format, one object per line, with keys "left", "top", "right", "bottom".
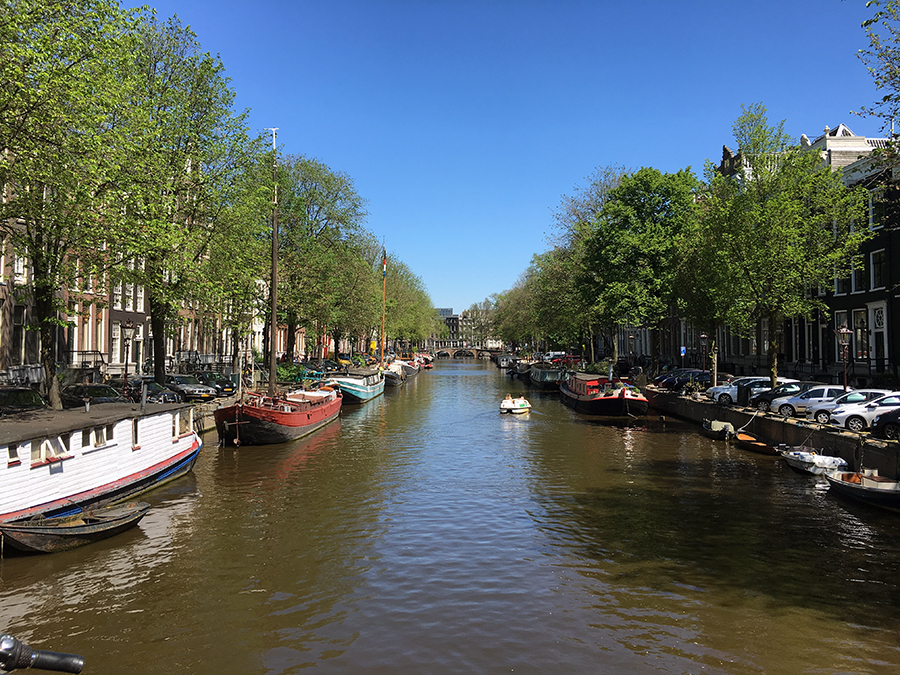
{"left": 628, "top": 334, "right": 635, "bottom": 367}
{"left": 836, "top": 324, "right": 852, "bottom": 391}
{"left": 699, "top": 332, "right": 708, "bottom": 376}
{"left": 122, "top": 320, "right": 136, "bottom": 397}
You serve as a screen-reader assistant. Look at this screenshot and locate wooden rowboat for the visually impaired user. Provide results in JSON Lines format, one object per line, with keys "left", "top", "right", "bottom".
{"left": 0, "top": 501, "right": 150, "bottom": 554}
{"left": 733, "top": 431, "right": 778, "bottom": 456}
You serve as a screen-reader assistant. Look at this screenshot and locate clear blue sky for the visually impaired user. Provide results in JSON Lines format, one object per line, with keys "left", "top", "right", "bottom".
{"left": 134, "top": 0, "right": 883, "bottom": 313}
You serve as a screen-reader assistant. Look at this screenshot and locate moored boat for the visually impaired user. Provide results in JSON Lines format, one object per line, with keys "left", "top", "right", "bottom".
{"left": 528, "top": 363, "right": 568, "bottom": 391}
{"left": 330, "top": 367, "right": 386, "bottom": 403}
{"left": 702, "top": 418, "right": 735, "bottom": 441}
{"left": 214, "top": 385, "right": 342, "bottom": 446}
{"left": 559, "top": 373, "right": 648, "bottom": 416}
{"left": 825, "top": 469, "right": 900, "bottom": 512}
{"left": 780, "top": 448, "right": 848, "bottom": 475}
{"left": 733, "top": 431, "right": 778, "bottom": 455}
{"left": 0, "top": 500, "right": 150, "bottom": 554}
{"left": 0, "top": 403, "right": 202, "bottom": 523}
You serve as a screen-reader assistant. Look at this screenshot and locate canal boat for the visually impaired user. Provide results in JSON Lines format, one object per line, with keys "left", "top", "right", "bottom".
{"left": 384, "top": 366, "right": 406, "bottom": 387}
{"left": 559, "top": 373, "right": 648, "bottom": 416}
{"left": 214, "top": 385, "right": 342, "bottom": 446}
{"left": 0, "top": 500, "right": 150, "bottom": 554}
{"left": 527, "top": 363, "right": 568, "bottom": 391}
{"left": 500, "top": 396, "right": 532, "bottom": 414}
{"left": 733, "top": 431, "right": 778, "bottom": 455}
{"left": 330, "top": 368, "right": 386, "bottom": 403}
{"left": 779, "top": 448, "right": 848, "bottom": 475}
{"left": 824, "top": 469, "right": 900, "bottom": 512}
{"left": 701, "top": 418, "right": 735, "bottom": 441}
{"left": 0, "top": 403, "right": 202, "bottom": 523}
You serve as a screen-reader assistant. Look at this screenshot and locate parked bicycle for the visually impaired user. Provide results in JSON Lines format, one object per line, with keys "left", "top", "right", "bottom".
{"left": 0, "top": 634, "right": 83, "bottom": 673}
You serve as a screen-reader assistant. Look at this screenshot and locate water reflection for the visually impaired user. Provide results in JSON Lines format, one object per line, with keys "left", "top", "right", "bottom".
{"left": 4, "top": 362, "right": 900, "bottom": 673}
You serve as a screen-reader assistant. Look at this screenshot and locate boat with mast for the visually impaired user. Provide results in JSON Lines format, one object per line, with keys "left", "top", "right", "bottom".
{"left": 214, "top": 129, "right": 342, "bottom": 445}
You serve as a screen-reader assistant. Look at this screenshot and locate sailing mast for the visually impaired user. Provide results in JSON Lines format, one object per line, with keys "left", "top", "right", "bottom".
{"left": 380, "top": 246, "right": 387, "bottom": 369}
{"left": 266, "top": 128, "right": 278, "bottom": 397}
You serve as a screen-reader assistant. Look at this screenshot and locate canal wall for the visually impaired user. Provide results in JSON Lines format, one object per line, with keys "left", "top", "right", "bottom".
{"left": 646, "top": 386, "right": 900, "bottom": 479}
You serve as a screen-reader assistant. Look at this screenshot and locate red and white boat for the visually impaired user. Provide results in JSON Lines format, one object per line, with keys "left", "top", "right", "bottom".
{"left": 0, "top": 403, "right": 202, "bottom": 522}
{"left": 559, "top": 372, "right": 649, "bottom": 416}
{"left": 214, "top": 385, "right": 342, "bottom": 446}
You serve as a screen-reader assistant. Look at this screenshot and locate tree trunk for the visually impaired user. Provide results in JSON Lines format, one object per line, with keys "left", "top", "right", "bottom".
{"left": 149, "top": 296, "right": 168, "bottom": 385}
{"left": 767, "top": 314, "right": 779, "bottom": 386}
{"left": 35, "top": 289, "right": 62, "bottom": 409}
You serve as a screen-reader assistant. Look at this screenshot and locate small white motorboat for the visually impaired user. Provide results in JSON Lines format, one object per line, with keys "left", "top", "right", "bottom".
{"left": 500, "top": 396, "right": 532, "bottom": 414}
{"left": 780, "top": 448, "right": 848, "bottom": 475}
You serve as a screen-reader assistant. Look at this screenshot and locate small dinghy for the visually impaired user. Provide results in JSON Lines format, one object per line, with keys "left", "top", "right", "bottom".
{"left": 702, "top": 418, "right": 735, "bottom": 441}
{"left": 0, "top": 501, "right": 151, "bottom": 554}
{"left": 734, "top": 431, "right": 778, "bottom": 455}
{"left": 500, "top": 396, "right": 532, "bottom": 414}
{"left": 780, "top": 448, "right": 848, "bottom": 476}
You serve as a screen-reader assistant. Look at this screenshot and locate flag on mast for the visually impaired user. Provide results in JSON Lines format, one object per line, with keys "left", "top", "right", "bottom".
{"left": 382, "top": 248, "right": 387, "bottom": 278}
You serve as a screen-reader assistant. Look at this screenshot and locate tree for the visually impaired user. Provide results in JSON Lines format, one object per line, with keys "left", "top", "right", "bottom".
{"left": 113, "top": 12, "right": 254, "bottom": 384}
{"left": 858, "top": 0, "right": 900, "bottom": 163}
{"left": 698, "top": 103, "right": 870, "bottom": 383}
{"left": 578, "top": 166, "right": 699, "bottom": 370}
{"left": 0, "top": 0, "right": 135, "bottom": 407}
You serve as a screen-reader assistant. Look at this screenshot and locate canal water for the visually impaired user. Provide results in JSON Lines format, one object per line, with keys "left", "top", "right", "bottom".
{"left": 2, "top": 361, "right": 900, "bottom": 674}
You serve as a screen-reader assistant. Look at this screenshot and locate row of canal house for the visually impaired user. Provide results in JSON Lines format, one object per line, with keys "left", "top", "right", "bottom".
{"left": 622, "top": 124, "right": 900, "bottom": 388}
{"left": 0, "top": 248, "right": 334, "bottom": 386}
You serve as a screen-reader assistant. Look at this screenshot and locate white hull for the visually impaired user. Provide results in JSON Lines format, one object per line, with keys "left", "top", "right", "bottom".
{"left": 1, "top": 404, "right": 202, "bottom": 521}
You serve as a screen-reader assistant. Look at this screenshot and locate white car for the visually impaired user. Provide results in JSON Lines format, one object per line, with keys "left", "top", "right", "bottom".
{"left": 771, "top": 385, "right": 848, "bottom": 418}
{"left": 829, "top": 392, "right": 900, "bottom": 432}
{"left": 706, "top": 376, "right": 769, "bottom": 405}
{"left": 806, "top": 389, "right": 893, "bottom": 424}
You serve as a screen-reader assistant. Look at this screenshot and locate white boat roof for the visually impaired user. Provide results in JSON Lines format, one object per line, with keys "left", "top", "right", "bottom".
{"left": 0, "top": 402, "right": 193, "bottom": 446}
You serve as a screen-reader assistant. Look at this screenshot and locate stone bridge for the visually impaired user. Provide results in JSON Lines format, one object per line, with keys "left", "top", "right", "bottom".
{"left": 434, "top": 348, "right": 496, "bottom": 359}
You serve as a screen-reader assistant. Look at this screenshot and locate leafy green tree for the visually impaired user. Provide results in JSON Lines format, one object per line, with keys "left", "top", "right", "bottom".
{"left": 0, "top": 0, "right": 134, "bottom": 407}
{"left": 113, "top": 12, "right": 254, "bottom": 384}
{"left": 579, "top": 166, "right": 699, "bottom": 369}
{"left": 858, "top": 0, "right": 900, "bottom": 163}
{"left": 699, "top": 103, "right": 870, "bottom": 382}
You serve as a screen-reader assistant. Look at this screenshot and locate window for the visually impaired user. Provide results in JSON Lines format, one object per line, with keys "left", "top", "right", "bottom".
{"left": 870, "top": 189, "right": 886, "bottom": 230}
{"left": 132, "top": 419, "right": 140, "bottom": 448}
{"left": 125, "top": 283, "right": 134, "bottom": 311}
{"left": 871, "top": 249, "right": 886, "bottom": 289}
{"left": 111, "top": 321, "right": 121, "bottom": 363}
{"left": 8, "top": 443, "right": 19, "bottom": 464}
{"left": 13, "top": 254, "right": 26, "bottom": 284}
{"left": 136, "top": 285, "right": 145, "bottom": 312}
{"left": 11, "top": 304, "right": 25, "bottom": 365}
{"left": 854, "top": 309, "right": 869, "bottom": 359}
{"left": 113, "top": 283, "right": 123, "bottom": 310}
{"left": 852, "top": 255, "right": 867, "bottom": 293}
{"left": 835, "top": 273, "right": 849, "bottom": 295}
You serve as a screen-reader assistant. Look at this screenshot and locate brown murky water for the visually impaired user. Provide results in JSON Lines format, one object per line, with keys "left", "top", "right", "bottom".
{"left": 3, "top": 361, "right": 900, "bottom": 674}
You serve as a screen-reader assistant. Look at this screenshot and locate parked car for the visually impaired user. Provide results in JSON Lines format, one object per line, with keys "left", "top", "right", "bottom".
{"left": 805, "top": 388, "right": 892, "bottom": 424}
{"left": 870, "top": 407, "right": 900, "bottom": 440}
{"left": 654, "top": 368, "right": 696, "bottom": 386}
{"left": 829, "top": 392, "right": 900, "bottom": 432}
{"left": 706, "top": 376, "right": 769, "bottom": 405}
{"left": 749, "top": 381, "right": 822, "bottom": 412}
{"left": 60, "top": 384, "right": 129, "bottom": 409}
{"left": 107, "top": 376, "right": 182, "bottom": 404}
{"left": 336, "top": 353, "right": 353, "bottom": 366}
{"left": 196, "top": 371, "right": 236, "bottom": 397}
{"left": 666, "top": 370, "right": 733, "bottom": 393}
{"left": 0, "top": 386, "right": 48, "bottom": 415}
{"left": 771, "top": 385, "right": 848, "bottom": 418}
{"left": 165, "top": 374, "right": 217, "bottom": 401}
{"left": 308, "top": 359, "right": 344, "bottom": 373}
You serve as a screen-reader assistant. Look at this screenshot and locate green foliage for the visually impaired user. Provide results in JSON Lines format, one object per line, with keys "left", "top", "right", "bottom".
{"left": 693, "top": 103, "right": 870, "bottom": 380}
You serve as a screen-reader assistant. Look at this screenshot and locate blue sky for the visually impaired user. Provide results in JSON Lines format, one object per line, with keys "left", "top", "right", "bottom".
{"left": 134, "top": 0, "right": 884, "bottom": 313}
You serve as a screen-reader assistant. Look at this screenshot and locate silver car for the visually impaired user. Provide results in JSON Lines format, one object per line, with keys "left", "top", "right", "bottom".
{"left": 771, "top": 385, "right": 848, "bottom": 418}
{"left": 829, "top": 392, "right": 900, "bottom": 432}
{"left": 806, "top": 388, "right": 892, "bottom": 424}
{"left": 706, "top": 376, "right": 768, "bottom": 405}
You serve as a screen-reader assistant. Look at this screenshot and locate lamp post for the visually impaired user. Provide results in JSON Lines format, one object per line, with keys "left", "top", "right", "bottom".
{"left": 837, "top": 324, "right": 852, "bottom": 391}
{"left": 628, "top": 334, "right": 635, "bottom": 368}
{"left": 122, "top": 320, "right": 136, "bottom": 399}
{"left": 699, "top": 332, "right": 708, "bottom": 376}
